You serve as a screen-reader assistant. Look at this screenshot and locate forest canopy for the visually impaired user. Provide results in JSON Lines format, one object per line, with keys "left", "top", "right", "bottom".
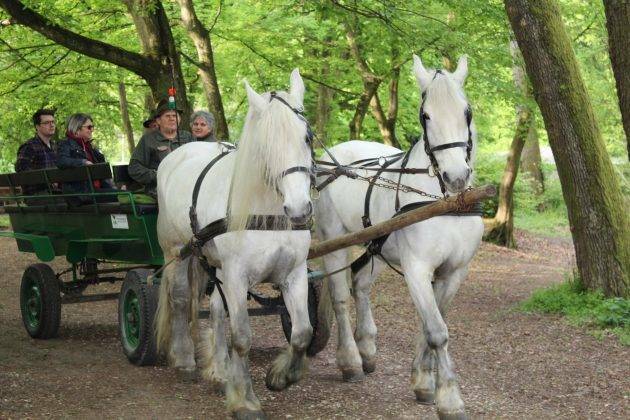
{"left": 0, "top": 0, "right": 625, "bottom": 171}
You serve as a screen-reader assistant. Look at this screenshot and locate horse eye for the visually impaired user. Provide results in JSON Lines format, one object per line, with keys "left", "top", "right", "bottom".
{"left": 422, "top": 112, "right": 430, "bottom": 121}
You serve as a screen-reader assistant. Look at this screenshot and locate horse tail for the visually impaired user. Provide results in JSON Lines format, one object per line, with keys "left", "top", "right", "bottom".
{"left": 187, "top": 257, "right": 206, "bottom": 353}
{"left": 155, "top": 258, "right": 175, "bottom": 355}
{"left": 316, "top": 276, "right": 335, "bottom": 344}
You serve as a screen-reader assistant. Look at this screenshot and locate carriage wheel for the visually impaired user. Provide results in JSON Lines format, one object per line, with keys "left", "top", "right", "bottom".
{"left": 20, "top": 263, "right": 61, "bottom": 339}
{"left": 280, "top": 280, "right": 327, "bottom": 356}
{"left": 118, "top": 269, "right": 158, "bottom": 366}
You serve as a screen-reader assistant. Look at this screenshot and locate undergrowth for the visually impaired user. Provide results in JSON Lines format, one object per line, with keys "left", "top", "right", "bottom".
{"left": 521, "top": 275, "right": 630, "bottom": 346}
{"left": 0, "top": 214, "right": 9, "bottom": 229}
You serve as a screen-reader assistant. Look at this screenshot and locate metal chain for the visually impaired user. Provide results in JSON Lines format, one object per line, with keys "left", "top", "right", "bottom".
{"left": 354, "top": 172, "right": 444, "bottom": 200}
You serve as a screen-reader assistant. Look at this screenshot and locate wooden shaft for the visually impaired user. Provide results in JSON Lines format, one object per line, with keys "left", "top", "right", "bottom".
{"left": 307, "top": 184, "right": 496, "bottom": 259}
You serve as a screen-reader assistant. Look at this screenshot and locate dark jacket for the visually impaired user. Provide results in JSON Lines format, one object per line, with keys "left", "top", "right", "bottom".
{"left": 15, "top": 135, "right": 57, "bottom": 195}
{"left": 56, "top": 137, "right": 113, "bottom": 197}
{"left": 128, "top": 130, "right": 194, "bottom": 195}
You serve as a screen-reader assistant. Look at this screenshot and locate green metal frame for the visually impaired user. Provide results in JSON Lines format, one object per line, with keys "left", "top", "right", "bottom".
{"left": 0, "top": 190, "right": 164, "bottom": 266}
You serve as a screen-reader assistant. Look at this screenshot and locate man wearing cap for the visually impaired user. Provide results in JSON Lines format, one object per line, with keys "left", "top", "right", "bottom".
{"left": 128, "top": 99, "right": 194, "bottom": 197}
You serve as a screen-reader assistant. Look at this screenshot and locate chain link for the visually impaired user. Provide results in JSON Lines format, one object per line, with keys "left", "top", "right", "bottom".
{"left": 354, "top": 172, "right": 444, "bottom": 200}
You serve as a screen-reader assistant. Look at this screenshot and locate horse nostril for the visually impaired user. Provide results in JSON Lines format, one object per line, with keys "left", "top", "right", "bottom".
{"left": 442, "top": 172, "right": 450, "bottom": 183}
{"left": 283, "top": 205, "right": 289, "bottom": 215}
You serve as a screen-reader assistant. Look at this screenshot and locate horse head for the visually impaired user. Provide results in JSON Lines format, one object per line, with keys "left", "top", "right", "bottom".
{"left": 230, "top": 69, "right": 313, "bottom": 229}
{"left": 413, "top": 55, "right": 475, "bottom": 193}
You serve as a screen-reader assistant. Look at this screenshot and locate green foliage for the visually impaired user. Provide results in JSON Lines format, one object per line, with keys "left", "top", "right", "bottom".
{"left": 0, "top": 215, "right": 9, "bottom": 229}
{"left": 521, "top": 275, "right": 630, "bottom": 345}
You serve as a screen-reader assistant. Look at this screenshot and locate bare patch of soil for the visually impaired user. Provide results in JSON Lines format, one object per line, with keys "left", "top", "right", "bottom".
{"left": 0, "top": 231, "right": 628, "bottom": 419}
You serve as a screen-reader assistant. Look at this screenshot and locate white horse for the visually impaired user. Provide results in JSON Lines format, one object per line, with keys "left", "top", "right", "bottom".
{"left": 155, "top": 69, "right": 314, "bottom": 419}
{"left": 314, "top": 55, "right": 482, "bottom": 420}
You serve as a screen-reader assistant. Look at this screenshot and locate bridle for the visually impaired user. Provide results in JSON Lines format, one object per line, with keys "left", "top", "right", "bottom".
{"left": 418, "top": 69, "right": 474, "bottom": 196}
{"left": 267, "top": 91, "right": 316, "bottom": 192}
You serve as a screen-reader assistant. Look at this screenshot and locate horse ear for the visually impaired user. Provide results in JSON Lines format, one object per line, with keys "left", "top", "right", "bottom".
{"left": 452, "top": 55, "right": 469, "bottom": 86}
{"left": 412, "top": 54, "right": 432, "bottom": 91}
{"left": 289, "top": 68, "right": 305, "bottom": 105}
{"left": 244, "top": 80, "right": 267, "bottom": 112}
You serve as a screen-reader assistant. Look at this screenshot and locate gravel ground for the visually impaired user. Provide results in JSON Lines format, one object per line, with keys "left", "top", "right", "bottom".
{"left": 0, "top": 231, "right": 628, "bottom": 419}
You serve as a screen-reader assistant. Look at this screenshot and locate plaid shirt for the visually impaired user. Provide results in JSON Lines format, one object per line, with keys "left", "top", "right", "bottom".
{"left": 15, "top": 135, "right": 57, "bottom": 195}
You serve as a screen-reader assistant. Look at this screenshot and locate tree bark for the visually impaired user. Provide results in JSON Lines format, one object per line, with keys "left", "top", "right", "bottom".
{"left": 369, "top": 60, "right": 401, "bottom": 148}
{"left": 345, "top": 21, "right": 381, "bottom": 140}
{"left": 118, "top": 82, "right": 135, "bottom": 155}
{"left": 0, "top": 0, "right": 192, "bottom": 124}
{"left": 505, "top": 0, "right": 630, "bottom": 297}
{"left": 176, "top": 0, "right": 229, "bottom": 140}
{"left": 122, "top": 0, "right": 191, "bottom": 125}
{"left": 603, "top": 0, "right": 630, "bottom": 161}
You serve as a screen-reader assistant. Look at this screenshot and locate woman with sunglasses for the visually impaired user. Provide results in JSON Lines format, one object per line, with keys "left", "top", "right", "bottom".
{"left": 57, "top": 113, "right": 117, "bottom": 204}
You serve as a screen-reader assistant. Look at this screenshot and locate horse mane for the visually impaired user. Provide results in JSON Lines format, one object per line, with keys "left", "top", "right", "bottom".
{"left": 227, "top": 90, "right": 308, "bottom": 232}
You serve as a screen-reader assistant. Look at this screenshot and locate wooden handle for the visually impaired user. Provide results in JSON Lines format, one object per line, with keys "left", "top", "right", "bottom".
{"left": 307, "top": 184, "right": 496, "bottom": 259}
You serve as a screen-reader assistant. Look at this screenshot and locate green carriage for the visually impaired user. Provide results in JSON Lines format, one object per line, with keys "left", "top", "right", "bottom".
{"left": 0, "top": 163, "right": 324, "bottom": 366}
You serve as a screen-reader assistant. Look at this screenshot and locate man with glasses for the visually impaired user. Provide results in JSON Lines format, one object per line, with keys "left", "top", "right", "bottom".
{"left": 128, "top": 98, "right": 193, "bottom": 198}
{"left": 15, "top": 108, "right": 58, "bottom": 197}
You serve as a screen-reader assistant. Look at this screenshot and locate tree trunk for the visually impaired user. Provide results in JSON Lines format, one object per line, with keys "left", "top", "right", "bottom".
{"left": 118, "top": 82, "right": 135, "bottom": 155}
{"left": 123, "top": 0, "right": 191, "bottom": 125}
{"left": 176, "top": 0, "right": 229, "bottom": 140}
{"left": 0, "top": 0, "right": 192, "bottom": 125}
{"left": 511, "top": 39, "right": 544, "bottom": 194}
{"left": 505, "top": 0, "right": 630, "bottom": 297}
{"left": 603, "top": 0, "right": 630, "bottom": 161}
{"left": 345, "top": 21, "right": 381, "bottom": 140}
{"left": 484, "top": 106, "right": 530, "bottom": 248}
{"left": 369, "top": 60, "right": 401, "bottom": 148}
{"left": 521, "top": 122, "right": 545, "bottom": 194}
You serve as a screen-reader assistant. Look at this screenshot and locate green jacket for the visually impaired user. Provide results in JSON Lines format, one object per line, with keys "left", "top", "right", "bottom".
{"left": 128, "top": 130, "right": 194, "bottom": 194}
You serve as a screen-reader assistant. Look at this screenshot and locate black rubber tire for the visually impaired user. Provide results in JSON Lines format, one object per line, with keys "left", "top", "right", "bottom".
{"left": 20, "top": 263, "right": 61, "bottom": 339}
{"left": 280, "top": 280, "right": 326, "bottom": 356}
{"left": 118, "top": 269, "right": 158, "bottom": 366}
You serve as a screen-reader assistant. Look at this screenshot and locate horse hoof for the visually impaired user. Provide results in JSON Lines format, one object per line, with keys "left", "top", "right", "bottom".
{"left": 175, "top": 367, "right": 198, "bottom": 383}
{"left": 341, "top": 367, "right": 365, "bottom": 383}
{"left": 233, "top": 409, "right": 266, "bottom": 420}
{"left": 362, "top": 358, "right": 376, "bottom": 374}
{"left": 414, "top": 389, "right": 435, "bottom": 405}
{"left": 437, "top": 409, "right": 468, "bottom": 420}
{"left": 265, "top": 375, "right": 287, "bottom": 392}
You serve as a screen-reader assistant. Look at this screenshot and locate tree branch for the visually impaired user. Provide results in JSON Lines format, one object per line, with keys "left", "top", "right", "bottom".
{"left": 0, "top": 0, "right": 157, "bottom": 79}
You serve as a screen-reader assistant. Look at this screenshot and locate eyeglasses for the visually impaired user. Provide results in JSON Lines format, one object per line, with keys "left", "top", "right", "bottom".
{"left": 39, "top": 121, "right": 55, "bottom": 126}
{"left": 82, "top": 125, "right": 95, "bottom": 130}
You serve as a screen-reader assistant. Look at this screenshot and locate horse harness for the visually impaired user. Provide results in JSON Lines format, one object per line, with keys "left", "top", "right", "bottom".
{"left": 180, "top": 94, "right": 316, "bottom": 308}
{"left": 321, "top": 70, "right": 481, "bottom": 276}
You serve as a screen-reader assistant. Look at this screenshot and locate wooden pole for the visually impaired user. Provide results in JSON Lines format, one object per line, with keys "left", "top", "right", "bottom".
{"left": 308, "top": 185, "right": 496, "bottom": 259}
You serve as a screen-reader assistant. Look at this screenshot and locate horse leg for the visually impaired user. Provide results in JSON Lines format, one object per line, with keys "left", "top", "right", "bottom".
{"left": 222, "top": 265, "right": 263, "bottom": 419}
{"left": 266, "top": 262, "right": 312, "bottom": 390}
{"left": 411, "top": 266, "right": 469, "bottom": 407}
{"left": 351, "top": 257, "right": 385, "bottom": 374}
{"left": 401, "top": 256, "right": 467, "bottom": 420}
{"left": 199, "top": 289, "right": 230, "bottom": 392}
{"left": 156, "top": 257, "right": 197, "bottom": 380}
{"left": 322, "top": 249, "right": 364, "bottom": 382}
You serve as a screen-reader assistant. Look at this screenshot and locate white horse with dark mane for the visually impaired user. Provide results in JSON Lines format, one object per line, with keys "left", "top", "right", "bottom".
{"left": 315, "top": 55, "right": 482, "bottom": 420}
{"left": 155, "top": 70, "right": 314, "bottom": 419}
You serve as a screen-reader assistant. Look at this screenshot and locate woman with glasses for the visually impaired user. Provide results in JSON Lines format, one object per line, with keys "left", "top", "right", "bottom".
{"left": 56, "top": 113, "right": 117, "bottom": 204}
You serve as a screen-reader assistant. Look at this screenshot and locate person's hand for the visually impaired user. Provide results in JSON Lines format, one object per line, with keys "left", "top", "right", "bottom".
{"left": 84, "top": 160, "right": 93, "bottom": 165}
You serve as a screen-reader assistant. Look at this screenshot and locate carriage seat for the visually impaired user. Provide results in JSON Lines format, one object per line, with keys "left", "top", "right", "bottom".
{"left": 0, "top": 164, "right": 158, "bottom": 215}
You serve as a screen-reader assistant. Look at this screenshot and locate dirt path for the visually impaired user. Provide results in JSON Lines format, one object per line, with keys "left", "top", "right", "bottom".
{"left": 0, "top": 232, "right": 628, "bottom": 419}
